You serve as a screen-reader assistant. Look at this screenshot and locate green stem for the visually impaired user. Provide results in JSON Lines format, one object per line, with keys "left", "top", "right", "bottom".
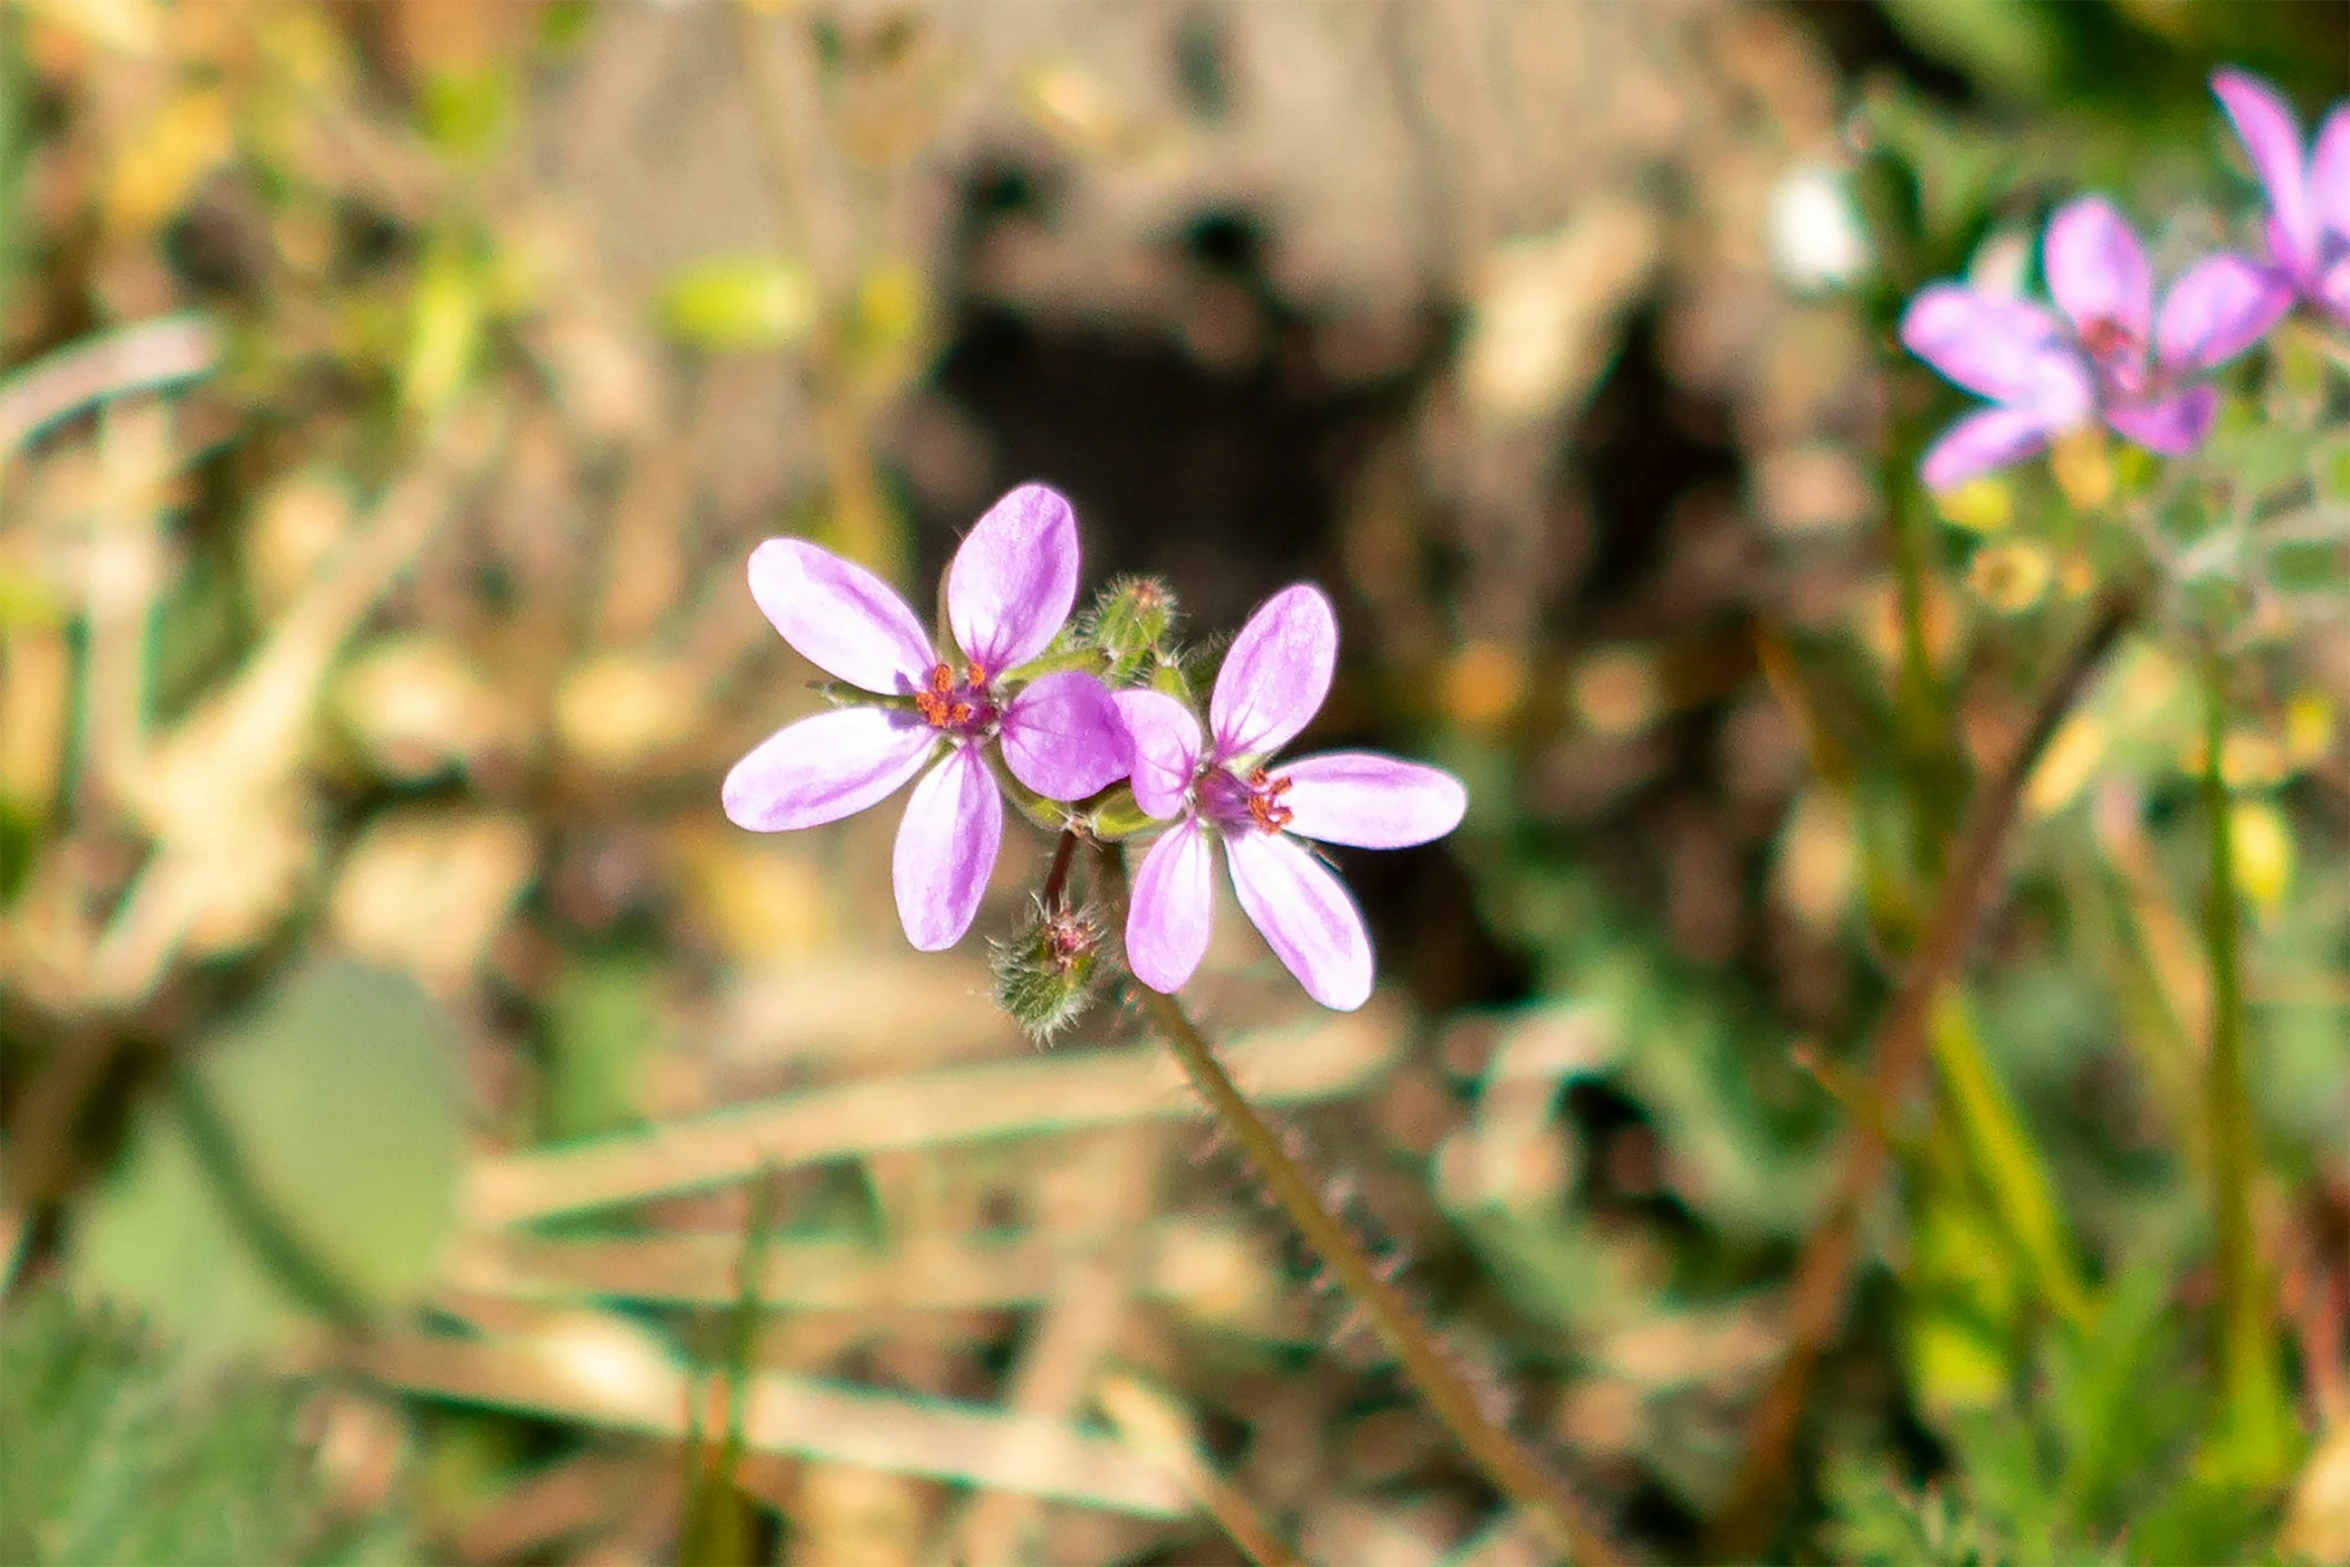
{"left": 1889, "top": 484, "right": 1959, "bottom": 884}
{"left": 1130, "top": 982, "right": 1621, "bottom": 1567}
{"left": 2198, "top": 654, "right": 2294, "bottom": 1482}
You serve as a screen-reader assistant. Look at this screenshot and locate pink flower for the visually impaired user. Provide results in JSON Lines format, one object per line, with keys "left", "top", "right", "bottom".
{"left": 1118, "top": 584, "right": 1467, "bottom": 1011}
{"left": 723, "top": 484, "right": 1131, "bottom": 952}
{"left": 1899, "top": 196, "right": 2284, "bottom": 489}
{"left": 2212, "top": 67, "right": 2350, "bottom": 327}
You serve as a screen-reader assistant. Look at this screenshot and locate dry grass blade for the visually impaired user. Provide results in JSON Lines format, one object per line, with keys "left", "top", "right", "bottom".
{"left": 443, "top": 1218, "right": 1312, "bottom": 1347}
{"left": 356, "top": 1323, "right": 1190, "bottom": 1519}
{"left": 1096, "top": 1372, "right": 1305, "bottom": 1567}
{"left": 0, "top": 313, "right": 219, "bottom": 455}
{"left": 464, "top": 1006, "right": 1400, "bottom": 1227}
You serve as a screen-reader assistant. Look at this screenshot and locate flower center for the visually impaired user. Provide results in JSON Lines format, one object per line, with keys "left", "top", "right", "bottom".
{"left": 1201, "top": 764, "right": 1294, "bottom": 835}
{"left": 2077, "top": 314, "right": 2148, "bottom": 397}
{"left": 914, "top": 661, "right": 996, "bottom": 735}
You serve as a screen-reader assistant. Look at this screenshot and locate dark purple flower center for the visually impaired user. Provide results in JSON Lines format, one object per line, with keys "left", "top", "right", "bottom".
{"left": 1201, "top": 764, "right": 1294, "bottom": 835}
{"left": 2077, "top": 314, "right": 2148, "bottom": 396}
{"left": 915, "top": 661, "right": 997, "bottom": 735}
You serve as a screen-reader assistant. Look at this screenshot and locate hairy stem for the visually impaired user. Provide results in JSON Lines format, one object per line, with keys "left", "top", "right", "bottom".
{"left": 1705, "top": 587, "right": 2136, "bottom": 1558}
{"left": 1132, "top": 983, "right": 1621, "bottom": 1567}
{"left": 2199, "top": 653, "right": 2293, "bottom": 1480}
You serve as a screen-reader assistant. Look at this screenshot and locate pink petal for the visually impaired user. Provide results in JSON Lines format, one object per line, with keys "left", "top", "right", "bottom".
{"left": 1124, "top": 817, "right": 1214, "bottom": 994}
{"left": 2157, "top": 252, "right": 2293, "bottom": 373}
{"left": 2105, "top": 388, "right": 2219, "bottom": 457}
{"left": 1918, "top": 405, "right": 2060, "bottom": 490}
{"left": 2317, "top": 256, "right": 2350, "bottom": 327}
{"left": 892, "top": 745, "right": 1004, "bottom": 952}
{"left": 1113, "top": 689, "right": 1202, "bottom": 819}
{"left": 948, "top": 484, "right": 1080, "bottom": 676}
{"left": 1280, "top": 751, "right": 1467, "bottom": 849}
{"left": 2043, "top": 196, "right": 2154, "bottom": 354}
{"left": 748, "top": 539, "right": 935, "bottom": 695}
{"left": 1897, "top": 284, "right": 2092, "bottom": 418}
{"left": 2313, "top": 105, "right": 2350, "bottom": 240}
{"left": 1224, "top": 831, "right": 1373, "bottom": 1011}
{"left": 2214, "top": 69, "right": 2314, "bottom": 272}
{"left": 998, "top": 671, "right": 1132, "bottom": 802}
{"left": 1210, "top": 584, "right": 1337, "bottom": 762}
{"left": 722, "top": 707, "right": 935, "bottom": 831}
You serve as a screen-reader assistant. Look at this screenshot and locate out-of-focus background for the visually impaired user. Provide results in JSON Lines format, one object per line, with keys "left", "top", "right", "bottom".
{"left": 2, "top": 2, "right": 2347, "bottom": 1563}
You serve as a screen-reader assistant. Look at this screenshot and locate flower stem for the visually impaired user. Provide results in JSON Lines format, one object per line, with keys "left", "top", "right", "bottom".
{"left": 1706, "top": 586, "right": 2136, "bottom": 1558}
{"left": 1131, "top": 982, "right": 1622, "bottom": 1567}
{"left": 1040, "top": 829, "right": 1081, "bottom": 911}
{"left": 2197, "top": 652, "right": 2295, "bottom": 1483}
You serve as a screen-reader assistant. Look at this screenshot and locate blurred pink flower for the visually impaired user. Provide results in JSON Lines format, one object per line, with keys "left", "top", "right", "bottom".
{"left": 2213, "top": 67, "right": 2350, "bottom": 327}
{"left": 1900, "top": 196, "right": 2282, "bottom": 489}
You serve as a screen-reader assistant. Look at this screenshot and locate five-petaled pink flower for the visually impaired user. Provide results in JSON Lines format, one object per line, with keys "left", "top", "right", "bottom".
{"left": 1899, "top": 195, "right": 2280, "bottom": 489}
{"left": 723, "top": 484, "right": 1131, "bottom": 952}
{"left": 2212, "top": 68, "right": 2350, "bottom": 328}
{"left": 1116, "top": 584, "right": 1467, "bottom": 1011}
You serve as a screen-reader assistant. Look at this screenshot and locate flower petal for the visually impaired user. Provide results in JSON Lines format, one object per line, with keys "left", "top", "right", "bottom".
{"left": 1124, "top": 817, "right": 1214, "bottom": 994}
{"left": 1210, "top": 583, "right": 1337, "bottom": 761}
{"left": 2317, "top": 255, "right": 2350, "bottom": 328}
{"left": 948, "top": 483, "right": 1080, "bottom": 676}
{"left": 2106, "top": 388, "right": 2219, "bottom": 457}
{"left": 1918, "top": 405, "right": 2060, "bottom": 491}
{"left": 2043, "top": 196, "right": 2154, "bottom": 349}
{"left": 1113, "top": 689, "right": 1202, "bottom": 819}
{"left": 2214, "top": 69, "right": 2314, "bottom": 272}
{"left": 722, "top": 707, "right": 935, "bottom": 831}
{"left": 1280, "top": 751, "right": 1467, "bottom": 848}
{"left": 892, "top": 745, "right": 1004, "bottom": 952}
{"left": 999, "top": 671, "right": 1132, "bottom": 801}
{"left": 1224, "top": 831, "right": 1373, "bottom": 1011}
{"left": 2157, "top": 252, "right": 2294, "bottom": 373}
{"left": 2313, "top": 105, "right": 2350, "bottom": 240}
{"left": 748, "top": 539, "right": 934, "bottom": 695}
{"left": 1897, "top": 284, "right": 2083, "bottom": 414}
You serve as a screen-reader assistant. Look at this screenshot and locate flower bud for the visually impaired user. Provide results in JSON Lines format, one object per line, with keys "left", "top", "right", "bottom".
{"left": 990, "top": 899, "right": 1108, "bottom": 1043}
{"left": 1081, "top": 577, "right": 1178, "bottom": 682}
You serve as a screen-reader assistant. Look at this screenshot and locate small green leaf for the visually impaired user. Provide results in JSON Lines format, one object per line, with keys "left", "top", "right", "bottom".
{"left": 658, "top": 255, "right": 818, "bottom": 353}
{"left": 73, "top": 960, "right": 462, "bottom": 1358}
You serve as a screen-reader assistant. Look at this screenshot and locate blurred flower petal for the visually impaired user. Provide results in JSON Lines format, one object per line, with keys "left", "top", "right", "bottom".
{"left": 1125, "top": 817, "right": 1214, "bottom": 994}
{"left": 892, "top": 745, "right": 1003, "bottom": 952}
{"left": 748, "top": 539, "right": 933, "bottom": 695}
{"left": 1898, "top": 285, "right": 2089, "bottom": 417}
{"left": 1919, "top": 406, "right": 2058, "bottom": 491}
{"left": 1210, "top": 584, "right": 1337, "bottom": 761}
{"left": 1114, "top": 689, "right": 1202, "bottom": 819}
{"left": 2158, "top": 252, "right": 2294, "bottom": 372}
{"left": 2313, "top": 105, "right": 2350, "bottom": 239}
{"left": 723, "top": 708, "right": 935, "bottom": 832}
{"left": 2107, "top": 387, "right": 2219, "bottom": 456}
{"left": 948, "top": 483, "right": 1080, "bottom": 675}
{"left": 1280, "top": 752, "right": 1467, "bottom": 848}
{"left": 999, "top": 670, "right": 1131, "bottom": 801}
{"left": 2214, "top": 68, "right": 2315, "bottom": 271}
{"left": 2044, "top": 197, "right": 2154, "bottom": 351}
{"left": 1225, "top": 831, "right": 1373, "bottom": 1012}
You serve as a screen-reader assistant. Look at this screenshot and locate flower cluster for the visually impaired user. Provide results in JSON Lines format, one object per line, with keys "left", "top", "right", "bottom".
{"left": 1903, "top": 68, "right": 2346, "bottom": 490}
{"left": 723, "top": 484, "right": 1466, "bottom": 1018}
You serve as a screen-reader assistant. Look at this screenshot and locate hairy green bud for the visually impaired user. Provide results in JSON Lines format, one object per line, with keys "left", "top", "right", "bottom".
{"left": 1080, "top": 576, "right": 1179, "bottom": 683}
{"left": 990, "top": 899, "right": 1109, "bottom": 1044}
